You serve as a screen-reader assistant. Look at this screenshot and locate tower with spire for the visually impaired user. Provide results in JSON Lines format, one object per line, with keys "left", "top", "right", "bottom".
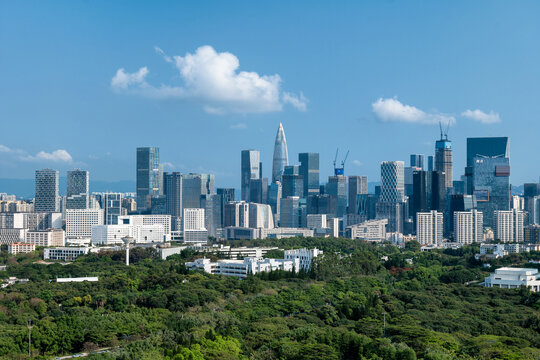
{"left": 272, "top": 123, "right": 289, "bottom": 183}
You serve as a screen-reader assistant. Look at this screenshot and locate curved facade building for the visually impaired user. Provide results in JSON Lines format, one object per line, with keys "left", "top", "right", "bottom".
{"left": 272, "top": 123, "right": 289, "bottom": 183}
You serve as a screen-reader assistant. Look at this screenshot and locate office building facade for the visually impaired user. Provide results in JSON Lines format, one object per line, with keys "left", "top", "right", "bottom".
{"left": 35, "top": 169, "right": 60, "bottom": 212}
{"left": 241, "top": 150, "right": 260, "bottom": 201}
{"left": 136, "top": 147, "right": 161, "bottom": 210}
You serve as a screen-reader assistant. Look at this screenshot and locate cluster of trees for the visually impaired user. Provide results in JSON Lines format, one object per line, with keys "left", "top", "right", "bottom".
{"left": 0, "top": 239, "right": 538, "bottom": 359}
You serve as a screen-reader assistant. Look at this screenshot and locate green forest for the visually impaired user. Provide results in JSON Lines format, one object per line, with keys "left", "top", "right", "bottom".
{"left": 0, "top": 238, "right": 539, "bottom": 359}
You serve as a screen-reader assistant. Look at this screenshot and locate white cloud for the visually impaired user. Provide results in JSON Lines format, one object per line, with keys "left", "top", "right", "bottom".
{"left": 461, "top": 109, "right": 501, "bottom": 124}
{"left": 112, "top": 45, "right": 307, "bottom": 114}
{"left": 352, "top": 160, "right": 363, "bottom": 166}
{"left": 372, "top": 98, "right": 455, "bottom": 125}
{"left": 162, "top": 162, "right": 176, "bottom": 170}
{"left": 21, "top": 149, "right": 73, "bottom": 163}
{"left": 111, "top": 67, "right": 149, "bottom": 90}
{"left": 0, "top": 145, "right": 12, "bottom": 153}
{"left": 230, "top": 123, "right": 247, "bottom": 130}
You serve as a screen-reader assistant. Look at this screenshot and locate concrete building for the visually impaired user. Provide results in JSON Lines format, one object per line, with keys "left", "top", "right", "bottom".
{"left": 416, "top": 211, "right": 443, "bottom": 245}
{"left": 0, "top": 228, "right": 27, "bottom": 244}
{"left": 224, "top": 201, "right": 250, "bottom": 228}
{"left": 454, "top": 210, "right": 483, "bottom": 244}
{"left": 435, "top": 133, "right": 453, "bottom": 189}
{"left": 35, "top": 169, "right": 59, "bottom": 212}
{"left": 91, "top": 225, "right": 131, "bottom": 245}
{"left": 348, "top": 176, "right": 368, "bottom": 214}
{"left": 248, "top": 203, "right": 274, "bottom": 229}
{"left": 25, "top": 229, "right": 65, "bottom": 247}
{"left": 65, "top": 209, "right": 104, "bottom": 238}
{"left": 44, "top": 247, "right": 90, "bottom": 261}
{"left": 484, "top": 267, "right": 540, "bottom": 292}
{"left": 183, "top": 208, "right": 208, "bottom": 244}
{"left": 346, "top": 219, "right": 387, "bottom": 241}
{"left": 8, "top": 242, "right": 35, "bottom": 255}
{"left": 494, "top": 209, "right": 526, "bottom": 243}
{"left": 118, "top": 214, "right": 171, "bottom": 234}
{"left": 186, "top": 256, "right": 300, "bottom": 278}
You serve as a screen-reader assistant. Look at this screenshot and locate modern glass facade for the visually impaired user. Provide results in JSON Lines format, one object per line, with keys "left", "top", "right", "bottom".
{"left": 327, "top": 175, "right": 347, "bottom": 217}
{"left": 163, "top": 172, "right": 182, "bottom": 219}
{"left": 272, "top": 123, "right": 289, "bottom": 183}
{"left": 472, "top": 156, "right": 510, "bottom": 228}
{"left": 136, "top": 147, "right": 161, "bottom": 210}
{"left": 217, "top": 188, "right": 235, "bottom": 227}
{"left": 181, "top": 173, "right": 215, "bottom": 210}
{"left": 299, "top": 152, "right": 320, "bottom": 198}
{"left": 347, "top": 176, "right": 367, "bottom": 214}
{"left": 282, "top": 165, "right": 303, "bottom": 198}
{"left": 435, "top": 138, "right": 452, "bottom": 189}
{"left": 35, "top": 169, "right": 59, "bottom": 212}
{"left": 66, "top": 169, "right": 90, "bottom": 209}
{"left": 241, "top": 150, "right": 260, "bottom": 201}
{"left": 410, "top": 154, "right": 425, "bottom": 170}
{"left": 465, "top": 137, "right": 509, "bottom": 194}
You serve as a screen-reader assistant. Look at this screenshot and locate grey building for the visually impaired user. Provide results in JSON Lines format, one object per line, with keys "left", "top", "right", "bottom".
{"left": 327, "top": 175, "right": 347, "bottom": 217}
{"left": 94, "top": 192, "right": 124, "bottom": 225}
{"left": 410, "top": 154, "right": 425, "bottom": 170}
{"left": 249, "top": 178, "right": 268, "bottom": 204}
{"left": 272, "top": 123, "right": 289, "bottom": 183}
{"left": 66, "top": 169, "right": 89, "bottom": 209}
{"left": 280, "top": 196, "right": 300, "bottom": 228}
{"left": 164, "top": 172, "right": 182, "bottom": 223}
{"left": 299, "top": 153, "right": 320, "bottom": 198}
{"left": 136, "top": 147, "right": 161, "bottom": 210}
{"left": 35, "top": 169, "right": 59, "bottom": 212}
{"left": 182, "top": 173, "right": 215, "bottom": 209}
{"left": 241, "top": 150, "right": 260, "bottom": 201}
{"left": 435, "top": 135, "right": 453, "bottom": 189}
{"left": 348, "top": 176, "right": 368, "bottom": 214}
{"left": 376, "top": 161, "right": 405, "bottom": 233}
{"left": 201, "top": 194, "right": 221, "bottom": 238}
{"left": 427, "top": 156, "right": 434, "bottom": 172}
{"left": 282, "top": 165, "right": 304, "bottom": 198}
{"left": 217, "top": 188, "right": 235, "bottom": 227}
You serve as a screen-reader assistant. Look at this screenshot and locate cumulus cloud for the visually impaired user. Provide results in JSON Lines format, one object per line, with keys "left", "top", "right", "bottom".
{"left": 352, "top": 160, "right": 363, "bottom": 166}
{"left": 21, "top": 149, "right": 73, "bottom": 163}
{"left": 372, "top": 98, "right": 455, "bottom": 125}
{"left": 112, "top": 45, "right": 307, "bottom": 114}
{"left": 461, "top": 109, "right": 501, "bottom": 124}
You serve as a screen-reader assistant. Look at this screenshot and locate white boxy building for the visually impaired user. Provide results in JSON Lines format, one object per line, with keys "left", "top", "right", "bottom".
{"left": 346, "top": 219, "right": 387, "bottom": 242}
{"left": 25, "top": 229, "right": 65, "bottom": 247}
{"left": 484, "top": 267, "right": 540, "bottom": 292}
{"left": 65, "top": 209, "right": 104, "bottom": 238}
{"left": 284, "top": 248, "right": 323, "bottom": 271}
{"left": 185, "top": 257, "right": 300, "bottom": 278}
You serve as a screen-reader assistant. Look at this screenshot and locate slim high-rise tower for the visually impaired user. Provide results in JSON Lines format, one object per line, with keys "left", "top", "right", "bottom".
{"left": 272, "top": 123, "right": 289, "bottom": 183}
{"left": 241, "top": 150, "right": 260, "bottom": 201}
{"left": 35, "top": 169, "right": 60, "bottom": 212}
{"left": 435, "top": 131, "right": 452, "bottom": 189}
{"left": 136, "top": 147, "right": 161, "bottom": 210}
{"left": 66, "top": 169, "right": 90, "bottom": 209}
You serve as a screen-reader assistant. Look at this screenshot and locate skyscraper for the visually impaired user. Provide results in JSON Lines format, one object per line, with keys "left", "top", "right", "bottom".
{"left": 416, "top": 211, "right": 443, "bottom": 245}
{"left": 249, "top": 178, "right": 268, "bottom": 204}
{"left": 465, "top": 137, "right": 509, "bottom": 194}
{"left": 435, "top": 133, "right": 452, "bottom": 189}
{"left": 376, "top": 161, "right": 405, "bottom": 232}
{"left": 348, "top": 176, "right": 368, "bottom": 214}
{"left": 327, "top": 175, "right": 347, "bottom": 217}
{"left": 163, "top": 172, "right": 182, "bottom": 228}
{"left": 299, "top": 153, "right": 320, "bottom": 198}
{"left": 241, "top": 150, "right": 260, "bottom": 201}
{"left": 182, "top": 173, "right": 215, "bottom": 209}
{"left": 217, "top": 188, "right": 235, "bottom": 227}
{"left": 272, "top": 123, "right": 289, "bottom": 183}
{"left": 136, "top": 147, "right": 161, "bottom": 210}
{"left": 282, "top": 165, "right": 304, "bottom": 198}
{"left": 35, "top": 169, "right": 59, "bottom": 212}
{"left": 410, "top": 154, "right": 425, "bottom": 170}
{"left": 66, "top": 169, "right": 89, "bottom": 209}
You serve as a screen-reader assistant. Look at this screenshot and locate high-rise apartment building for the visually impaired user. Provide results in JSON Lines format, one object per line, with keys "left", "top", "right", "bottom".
{"left": 35, "top": 169, "right": 60, "bottom": 212}
{"left": 136, "top": 147, "right": 161, "bottom": 210}
{"left": 494, "top": 209, "right": 526, "bottom": 243}
{"left": 272, "top": 123, "right": 289, "bottom": 183}
{"left": 66, "top": 169, "right": 90, "bottom": 209}
{"left": 454, "top": 210, "right": 483, "bottom": 244}
{"left": 299, "top": 153, "right": 320, "bottom": 198}
{"left": 348, "top": 176, "right": 368, "bottom": 214}
{"left": 183, "top": 208, "right": 208, "bottom": 244}
{"left": 416, "top": 210, "right": 443, "bottom": 245}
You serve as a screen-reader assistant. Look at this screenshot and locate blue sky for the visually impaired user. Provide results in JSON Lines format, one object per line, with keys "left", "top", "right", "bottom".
{"left": 1, "top": 1, "right": 540, "bottom": 190}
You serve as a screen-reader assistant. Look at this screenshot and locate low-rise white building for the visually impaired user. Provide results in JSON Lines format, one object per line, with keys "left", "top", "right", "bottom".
{"left": 91, "top": 225, "right": 131, "bottom": 245}
{"left": 25, "top": 229, "right": 65, "bottom": 247}
{"left": 8, "top": 242, "right": 35, "bottom": 254}
{"left": 118, "top": 214, "right": 171, "bottom": 235}
{"left": 44, "top": 247, "right": 90, "bottom": 261}
{"left": 186, "top": 257, "right": 300, "bottom": 278}
{"left": 484, "top": 267, "right": 540, "bottom": 292}
{"left": 284, "top": 248, "right": 323, "bottom": 271}
{"left": 346, "top": 219, "right": 387, "bottom": 241}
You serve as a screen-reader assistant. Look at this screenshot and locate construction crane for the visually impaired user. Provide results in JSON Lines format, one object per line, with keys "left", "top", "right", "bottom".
{"left": 333, "top": 148, "right": 350, "bottom": 176}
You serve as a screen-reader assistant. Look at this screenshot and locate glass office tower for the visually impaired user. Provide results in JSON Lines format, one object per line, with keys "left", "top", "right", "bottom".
{"left": 299, "top": 152, "right": 320, "bottom": 198}
{"left": 35, "top": 169, "right": 60, "bottom": 212}
{"left": 136, "top": 147, "right": 161, "bottom": 210}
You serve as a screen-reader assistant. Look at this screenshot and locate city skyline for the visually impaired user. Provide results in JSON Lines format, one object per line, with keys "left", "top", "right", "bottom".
{"left": 2, "top": 2, "right": 540, "bottom": 189}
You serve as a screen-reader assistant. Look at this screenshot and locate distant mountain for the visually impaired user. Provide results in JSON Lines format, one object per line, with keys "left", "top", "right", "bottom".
{"left": 0, "top": 178, "right": 135, "bottom": 199}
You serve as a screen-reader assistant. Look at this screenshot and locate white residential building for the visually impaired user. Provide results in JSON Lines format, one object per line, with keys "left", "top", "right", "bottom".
{"left": 484, "top": 267, "right": 540, "bottom": 292}
{"left": 183, "top": 208, "right": 208, "bottom": 244}
{"left": 65, "top": 209, "right": 104, "bottom": 238}
{"left": 284, "top": 248, "right": 322, "bottom": 271}
{"left": 416, "top": 211, "right": 443, "bottom": 245}
{"left": 494, "top": 209, "right": 526, "bottom": 243}
{"left": 346, "top": 219, "right": 387, "bottom": 241}
{"left": 454, "top": 210, "right": 483, "bottom": 244}
{"left": 8, "top": 242, "right": 35, "bottom": 254}
{"left": 25, "top": 229, "right": 65, "bottom": 247}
